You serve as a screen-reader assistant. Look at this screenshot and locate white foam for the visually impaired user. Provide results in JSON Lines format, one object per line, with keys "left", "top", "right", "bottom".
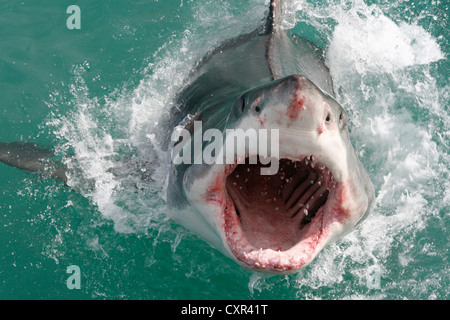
{"left": 277, "top": 0, "right": 308, "bottom": 30}
{"left": 328, "top": 15, "right": 444, "bottom": 73}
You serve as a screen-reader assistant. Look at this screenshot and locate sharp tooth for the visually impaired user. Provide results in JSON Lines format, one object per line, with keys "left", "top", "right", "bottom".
{"left": 304, "top": 209, "right": 309, "bottom": 216}
{"left": 277, "top": 251, "right": 282, "bottom": 266}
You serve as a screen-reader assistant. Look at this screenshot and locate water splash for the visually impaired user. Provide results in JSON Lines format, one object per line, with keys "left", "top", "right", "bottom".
{"left": 48, "top": 0, "right": 267, "bottom": 236}
{"left": 285, "top": 0, "right": 448, "bottom": 297}
{"left": 45, "top": 0, "right": 448, "bottom": 298}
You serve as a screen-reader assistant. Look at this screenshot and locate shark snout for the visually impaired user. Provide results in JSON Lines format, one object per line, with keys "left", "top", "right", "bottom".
{"left": 255, "top": 75, "right": 336, "bottom": 136}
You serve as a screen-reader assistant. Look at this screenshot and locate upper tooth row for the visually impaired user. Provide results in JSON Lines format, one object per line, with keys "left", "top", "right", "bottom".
{"left": 304, "top": 155, "right": 319, "bottom": 168}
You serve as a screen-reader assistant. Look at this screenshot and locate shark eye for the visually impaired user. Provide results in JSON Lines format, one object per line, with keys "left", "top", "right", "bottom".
{"left": 325, "top": 113, "right": 331, "bottom": 122}
{"left": 254, "top": 105, "right": 261, "bottom": 113}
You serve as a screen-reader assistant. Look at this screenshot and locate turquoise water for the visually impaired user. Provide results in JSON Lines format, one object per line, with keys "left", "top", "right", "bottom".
{"left": 0, "top": 0, "right": 448, "bottom": 299}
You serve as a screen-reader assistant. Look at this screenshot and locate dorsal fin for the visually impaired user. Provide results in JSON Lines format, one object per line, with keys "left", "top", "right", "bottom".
{"left": 261, "top": 0, "right": 285, "bottom": 35}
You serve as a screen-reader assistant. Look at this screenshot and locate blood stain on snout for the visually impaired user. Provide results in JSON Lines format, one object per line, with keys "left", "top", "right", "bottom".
{"left": 287, "top": 81, "right": 306, "bottom": 121}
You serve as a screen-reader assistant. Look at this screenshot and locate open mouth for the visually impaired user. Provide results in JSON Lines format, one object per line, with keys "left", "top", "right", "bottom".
{"left": 223, "top": 156, "right": 336, "bottom": 272}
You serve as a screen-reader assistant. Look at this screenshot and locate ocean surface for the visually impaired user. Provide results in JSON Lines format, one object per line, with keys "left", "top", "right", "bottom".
{"left": 0, "top": 0, "right": 448, "bottom": 299}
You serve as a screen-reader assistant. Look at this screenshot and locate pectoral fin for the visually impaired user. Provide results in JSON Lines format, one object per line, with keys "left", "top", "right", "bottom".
{"left": 0, "top": 142, "right": 67, "bottom": 183}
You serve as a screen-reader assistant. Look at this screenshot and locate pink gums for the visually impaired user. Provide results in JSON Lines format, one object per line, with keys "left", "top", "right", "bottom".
{"left": 223, "top": 195, "right": 328, "bottom": 272}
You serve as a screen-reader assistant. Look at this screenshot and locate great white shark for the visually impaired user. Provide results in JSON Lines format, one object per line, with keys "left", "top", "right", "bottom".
{"left": 0, "top": 0, "right": 374, "bottom": 273}
{"left": 164, "top": 0, "right": 375, "bottom": 273}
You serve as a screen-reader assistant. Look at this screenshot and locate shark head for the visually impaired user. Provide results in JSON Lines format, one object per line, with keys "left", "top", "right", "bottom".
{"left": 169, "top": 75, "right": 374, "bottom": 273}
